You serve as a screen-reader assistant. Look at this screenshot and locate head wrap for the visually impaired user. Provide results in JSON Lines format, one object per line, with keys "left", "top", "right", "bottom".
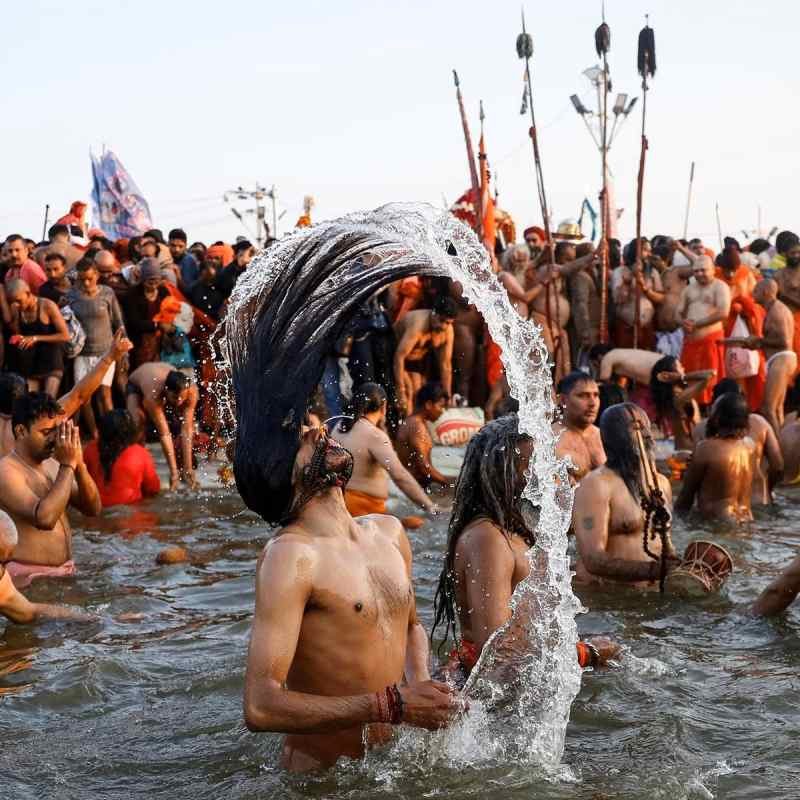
{"left": 206, "top": 243, "right": 234, "bottom": 266}
{"left": 139, "top": 257, "right": 162, "bottom": 281}
{"left": 523, "top": 226, "right": 546, "bottom": 241}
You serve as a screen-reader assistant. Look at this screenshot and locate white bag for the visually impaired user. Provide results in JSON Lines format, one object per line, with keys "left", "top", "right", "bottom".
{"left": 725, "top": 315, "right": 759, "bottom": 379}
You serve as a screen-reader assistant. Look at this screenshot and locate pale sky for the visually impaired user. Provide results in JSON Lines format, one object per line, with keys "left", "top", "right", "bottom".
{"left": 2, "top": 0, "right": 796, "bottom": 248}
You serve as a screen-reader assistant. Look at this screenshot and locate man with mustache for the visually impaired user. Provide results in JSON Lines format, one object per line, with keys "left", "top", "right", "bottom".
{"left": 0, "top": 395, "right": 101, "bottom": 588}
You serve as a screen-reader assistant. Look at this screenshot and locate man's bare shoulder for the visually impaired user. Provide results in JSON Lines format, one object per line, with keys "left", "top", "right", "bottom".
{"left": 749, "top": 413, "right": 770, "bottom": 439}
{"left": 356, "top": 513, "right": 404, "bottom": 543}
{"left": 579, "top": 464, "right": 614, "bottom": 490}
{"left": 262, "top": 528, "right": 321, "bottom": 564}
{"left": 456, "top": 517, "right": 513, "bottom": 561}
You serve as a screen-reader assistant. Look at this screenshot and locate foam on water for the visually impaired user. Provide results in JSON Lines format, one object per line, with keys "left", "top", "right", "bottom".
{"left": 218, "top": 202, "right": 583, "bottom": 768}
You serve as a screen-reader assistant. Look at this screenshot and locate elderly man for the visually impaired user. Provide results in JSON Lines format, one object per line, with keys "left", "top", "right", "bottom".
{"left": 676, "top": 255, "right": 731, "bottom": 406}
{"left": 0, "top": 398, "right": 101, "bottom": 588}
{"left": 0, "top": 511, "right": 89, "bottom": 623}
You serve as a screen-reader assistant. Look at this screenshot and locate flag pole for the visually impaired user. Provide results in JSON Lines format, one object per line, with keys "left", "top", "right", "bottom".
{"left": 682, "top": 161, "right": 695, "bottom": 240}
{"left": 453, "top": 70, "right": 483, "bottom": 239}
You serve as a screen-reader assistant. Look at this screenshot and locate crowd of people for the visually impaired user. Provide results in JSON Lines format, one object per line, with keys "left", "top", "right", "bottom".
{"left": 3, "top": 207, "right": 800, "bottom": 773}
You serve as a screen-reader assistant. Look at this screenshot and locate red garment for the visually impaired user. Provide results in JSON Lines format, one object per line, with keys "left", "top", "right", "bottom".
{"left": 612, "top": 318, "right": 655, "bottom": 351}
{"left": 485, "top": 335, "right": 503, "bottom": 387}
{"left": 680, "top": 329, "right": 725, "bottom": 406}
{"left": 5, "top": 260, "right": 47, "bottom": 294}
{"left": 84, "top": 441, "right": 160, "bottom": 507}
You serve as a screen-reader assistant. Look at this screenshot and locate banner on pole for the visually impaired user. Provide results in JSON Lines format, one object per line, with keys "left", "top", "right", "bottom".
{"left": 90, "top": 149, "right": 152, "bottom": 239}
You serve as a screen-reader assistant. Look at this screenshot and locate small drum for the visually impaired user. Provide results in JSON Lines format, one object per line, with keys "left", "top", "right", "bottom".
{"left": 665, "top": 540, "right": 734, "bottom": 597}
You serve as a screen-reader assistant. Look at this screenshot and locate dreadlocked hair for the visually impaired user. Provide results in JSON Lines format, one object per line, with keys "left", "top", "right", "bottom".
{"left": 431, "top": 415, "right": 534, "bottom": 655}
{"left": 649, "top": 355, "right": 679, "bottom": 428}
{"left": 600, "top": 402, "right": 654, "bottom": 501}
{"left": 339, "top": 382, "right": 386, "bottom": 433}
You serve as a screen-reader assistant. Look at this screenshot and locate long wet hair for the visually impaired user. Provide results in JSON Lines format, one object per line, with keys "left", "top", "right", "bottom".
{"left": 649, "top": 355, "right": 679, "bottom": 426}
{"left": 431, "top": 415, "right": 535, "bottom": 651}
{"left": 98, "top": 410, "right": 139, "bottom": 480}
{"left": 600, "top": 402, "right": 654, "bottom": 500}
{"left": 706, "top": 392, "right": 749, "bottom": 439}
{"left": 224, "top": 206, "right": 464, "bottom": 524}
{"left": 339, "top": 382, "right": 386, "bottom": 433}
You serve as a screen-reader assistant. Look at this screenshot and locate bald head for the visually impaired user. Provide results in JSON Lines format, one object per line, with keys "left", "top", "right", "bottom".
{"left": 754, "top": 278, "right": 778, "bottom": 306}
{"left": 692, "top": 255, "right": 715, "bottom": 286}
{"left": 0, "top": 510, "right": 18, "bottom": 560}
{"left": 94, "top": 250, "right": 116, "bottom": 274}
{"left": 6, "top": 278, "right": 33, "bottom": 308}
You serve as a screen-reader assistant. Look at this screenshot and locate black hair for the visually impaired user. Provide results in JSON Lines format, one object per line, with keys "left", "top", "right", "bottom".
{"left": 127, "top": 236, "right": 142, "bottom": 263}
{"left": 554, "top": 240, "right": 575, "bottom": 263}
{"left": 12, "top": 392, "right": 62, "bottom": 431}
{"left": 225, "top": 211, "right": 455, "bottom": 524}
{"left": 650, "top": 355, "right": 679, "bottom": 426}
{"left": 44, "top": 251, "right": 67, "bottom": 266}
{"left": 0, "top": 372, "right": 27, "bottom": 415}
{"left": 233, "top": 240, "right": 253, "bottom": 256}
{"left": 557, "top": 370, "right": 595, "bottom": 396}
{"left": 432, "top": 415, "right": 534, "bottom": 652}
{"left": 76, "top": 258, "right": 98, "bottom": 273}
{"left": 144, "top": 228, "right": 165, "bottom": 244}
{"left": 48, "top": 224, "right": 69, "bottom": 240}
{"left": 723, "top": 236, "right": 741, "bottom": 252}
{"left": 623, "top": 237, "right": 649, "bottom": 267}
{"left": 749, "top": 238, "right": 771, "bottom": 256}
{"left": 340, "top": 382, "right": 386, "bottom": 432}
{"left": 165, "top": 371, "right": 191, "bottom": 394}
{"left": 707, "top": 392, "right": 749, "bottom": 439}
{"left": 168, "top": 228, "right": 187, "bottom": 242}
{"left": 598, "top": 382, "right": 626, "bottom": 417}
{"left": 494, "top": 395, "right": 520, "bottom": 417}
{"left": 600, "top": 402, "right": 652, "bottom": 500}
{"left": 608, "top": 238, "right": 621, "bottom": 269}
{"left": 5, "top": 234, "right": 24, "bottom": 245}
{"left": 98, "top": 410, "right": 139, "bottom": 480}
{"left": 712, "top": 378, "right": 742, "bottom": 403}
{"left": 415, "top": 381, "right": 448, "bottom": 411}
{"left": 588, "top": 343, "right": 614, "bottom": 363}
{"left": 433, "top": 295, "right": 458, "bottom": 319}
{"left": 776, "top": 231, "right": 799, "bottom": 254}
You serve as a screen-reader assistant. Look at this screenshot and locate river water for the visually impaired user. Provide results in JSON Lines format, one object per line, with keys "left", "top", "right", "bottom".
{"left": 2, "top": 465, "right": 799, "bottom": 800}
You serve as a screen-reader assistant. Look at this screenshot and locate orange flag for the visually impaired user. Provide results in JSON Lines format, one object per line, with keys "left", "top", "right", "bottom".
{"left": 478, "top": 132, "right": 496, "bottom": 252}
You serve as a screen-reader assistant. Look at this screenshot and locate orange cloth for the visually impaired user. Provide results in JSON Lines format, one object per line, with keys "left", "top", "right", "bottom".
{"left": 206, "top": 243, "right": 234, "bottom": 267}
{"left": 344, "top": 489, "right": 387, "bottom": 517}
{"left": 485, "top": 336, "right": 503, "bottom": 387}
{"left": 680, "top": 329, "right": 725, "bottom": 405}
{"left": 393, "top": 276, "right": 423, "bottom": 323}
{"left": 0, "top": 568, "right": 17, "bottom": 606}
{"left": 446, "top": 637, "right": 595, "bottom": 676}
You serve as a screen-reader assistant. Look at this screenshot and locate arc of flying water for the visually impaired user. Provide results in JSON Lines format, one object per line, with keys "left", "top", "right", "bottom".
{"left": 218, "top": 202, "right": 583, "bottom": 768}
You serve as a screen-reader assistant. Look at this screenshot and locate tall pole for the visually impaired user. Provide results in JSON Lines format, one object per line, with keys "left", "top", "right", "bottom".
{"left": 453, "top": 70, "right": 483, "bottom": 238}
{"left": 595, "top": 13, "right": 611, "bottom": 344}
{"left": 41, "top": 204, "right": 50, "bottom": 242}
{"left": 634, "top": 18, "right": 656, "bottom": 350}
{"left": 715, "top": 202, "right": 724, "bottom": 251}
{"left": 682, "top": 161, "right": 695, "bottom": 240}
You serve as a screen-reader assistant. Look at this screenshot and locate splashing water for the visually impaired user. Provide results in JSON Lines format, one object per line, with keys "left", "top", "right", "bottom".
{"left": 217, "top": 202, "right": 583, "bottom": 769}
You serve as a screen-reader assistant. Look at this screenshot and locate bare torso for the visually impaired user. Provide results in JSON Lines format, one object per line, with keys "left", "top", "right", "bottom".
{"left": 395, "top": 415, "right": 434, "bottom": 487}
{"left": 530, "top": 272, "right": 570, "bottom": 327}
{"left": 129, "top": 361, "right": 173, "bottom": 400}
{"left": 682, "top": 279, "right": 728, "bottom": 340}
{"left": 762, "top": 299, "right": 794, "bottom": 360}
{"left": 332, "top": 420, "right": 389, "bottom": 499}
{"left": 394, "top": 311, "right": 448, "bottom": 362}
{"left": 688, "top": 437, "right": 755, "bottom": 521}
{"left": 553, "top": 422, "right": 605, "bottom": 484}
{"left": 599, "top": 349, "right": 661, "bottom": 385}
{"left": 658, "top": 266, "right": 691, "bottom": 331}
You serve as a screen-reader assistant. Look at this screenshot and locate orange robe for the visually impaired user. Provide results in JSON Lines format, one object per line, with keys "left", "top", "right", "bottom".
{"left": 716, "top": 266, "right": 766, "bottom": 411}
{"left": 344, "top": 489, "right": 387, "bottom": 517}
{"left": 681, "top": 329, "right": 725, "bottom": 406}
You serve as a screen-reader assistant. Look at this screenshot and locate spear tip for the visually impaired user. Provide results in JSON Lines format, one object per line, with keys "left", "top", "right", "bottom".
{"left": 453, "top": 69, "right": 459, "bottom": 87}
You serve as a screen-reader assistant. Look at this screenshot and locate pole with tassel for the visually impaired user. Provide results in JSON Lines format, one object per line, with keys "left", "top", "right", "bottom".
{"left": 517, "top": 10, "right": 559, "bottom": 364}
{"left": 453, "top": 70, "right": 483, "bottom": 240}
{"left": 633, "top": 17, "right": 656, "bottom": 350}
{"left": 595, "top": 11, "right": 611, "bottom": 344}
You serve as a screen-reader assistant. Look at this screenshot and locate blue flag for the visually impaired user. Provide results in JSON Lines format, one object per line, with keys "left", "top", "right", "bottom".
{"left": 577, "top": 197, "right": 598, "bottom": 242}
{"left": 90, "top": 149, "right": 153, "bottom": 239}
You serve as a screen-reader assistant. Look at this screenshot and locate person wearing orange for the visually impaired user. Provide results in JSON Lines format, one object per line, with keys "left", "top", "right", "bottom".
{"left": 716, "top": 246, "right": 765, "bottom": 410}
{"left": 676, "top": 256, "right": 731, "bottom": 406}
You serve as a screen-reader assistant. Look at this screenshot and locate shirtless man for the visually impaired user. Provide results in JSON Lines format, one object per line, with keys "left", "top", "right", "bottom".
{"left": 596, "top": 346, "right": 662, "bottom": 387}
{"left": 0, "top": 398, "right": 101, "bottom": 588}
{"left": 394, "top": 382, "right": 450, "bottom": 491}
{"left": 693, "top": 379, "right": 783, "bottom": 506}
{"left": 655, "top": 247, "right": 694, "bottom": 357}
{"left": 676, "top": 256, "right": 731, "bottom": 405}
{"left": 331, "top": 383, "right": 435, "bottom": 517}
{"left": 431, "top": 415, "right": 618, "bottom": 680}
{"left": 572, "top": 403, "right": 678, "bottom": 589}
{"left": 393, "top": 296, "right": 457, "bottom": 415}
{"left": 0, "top": 329, "right": 132, "bottom": 458}
{"left": 675, "top": 392, "right": 755, "bottom": 522}
{"left": 553, "top": 372, "right": 605, "bottom": 484}
{"left": 126, "top": 362, "right": 199, "bottom": 491}
{"left": 0, "top": 511, "right": 90, "bottom": 623}
{"left": 774, "top": 236, "right": 800, "bottom": 358}
{"left": 243, "top": 425, "right": 457, "bottom": 771}
{"left": 726, "top": 279, "right": 795, "bottom": 435}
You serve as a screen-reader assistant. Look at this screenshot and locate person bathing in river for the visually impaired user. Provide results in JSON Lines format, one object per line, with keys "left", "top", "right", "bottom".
{"left": 331, "top": 383, "right": 436, "bottom": 518}
{"left": 572, "top": 404, "right": 679, "bottom": 589}
{"left": 0, "top": 511, "right": 90, "bottom": 624}
{"left": 126, "top": 362, "right": 199, "bottom": 491}
{"left": 676, "top": 392, "right": 755, "bottom": 523}
{"left": 553, "top": 372, "right": 605, "bottom": 485}
{"left": 431, "top": 415, "right": 619, "bottom": 684}
{"left": 693, "top": 379, "right": 783, "bottom": 507}
{"left": 0, "top": 398, "right": 101, "bottom": 589}
{"left": 394, "top": 381, "right": 451, "bottom": 492}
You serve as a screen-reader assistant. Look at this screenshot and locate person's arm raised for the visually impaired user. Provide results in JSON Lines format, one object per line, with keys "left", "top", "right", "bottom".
{"left": 573, "top": 475, "right": 658, "bottom": 582}
{"left": 751, "top": 555, "right": 800, "bottom": 617}
{"left": 58, "top": 329, "right": 132, "bottom": 418}
{"left": 369, "top": 428, "right": 434, "bottom": 513}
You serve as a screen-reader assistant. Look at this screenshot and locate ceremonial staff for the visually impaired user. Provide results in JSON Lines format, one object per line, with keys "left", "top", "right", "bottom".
{"left": 517, "top": 10, "right": 558, "bottom": 361}
{"left": 595, "top": 12, "right": 611, "bottom": 343}
{"left": 453, "top": 70, "right": 483, "bottom": 239}
{"left": 633, "top": 17, "right": 656, "bottom": 350}
{"left": 683, "top": 161, "right": 695, "bottom": 240}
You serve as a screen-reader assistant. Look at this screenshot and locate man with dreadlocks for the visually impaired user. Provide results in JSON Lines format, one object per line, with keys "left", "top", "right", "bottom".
{"left": 572, "top": 403, "right": 679, "bottom": 589}
{"left": 675, "top": 392, "right": 755, "bottom": 522}
{"left": 431, "top": 415, "right": 617, "bottom": 682}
